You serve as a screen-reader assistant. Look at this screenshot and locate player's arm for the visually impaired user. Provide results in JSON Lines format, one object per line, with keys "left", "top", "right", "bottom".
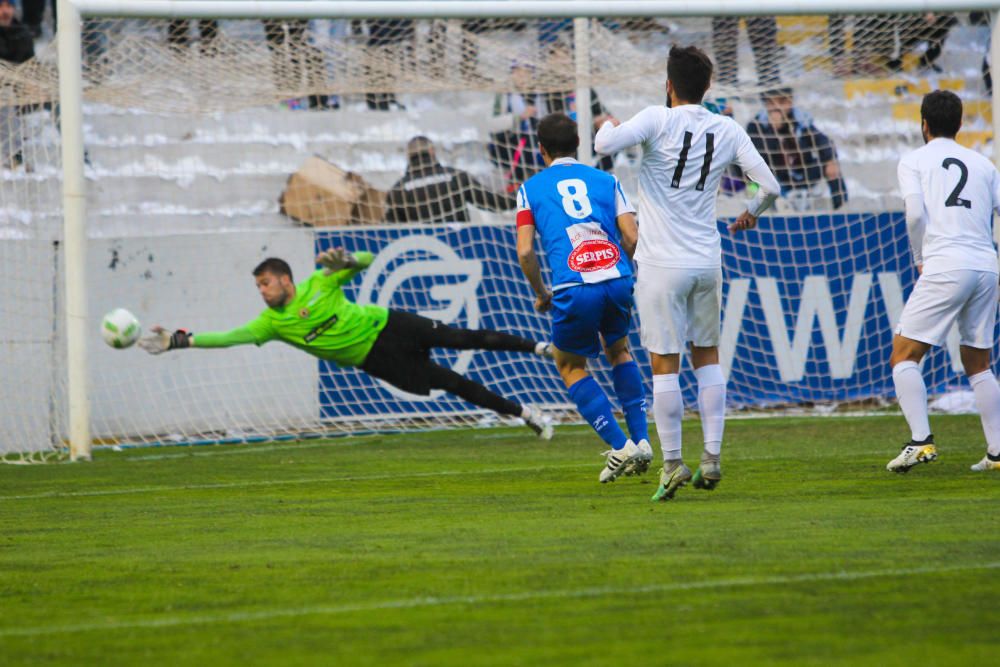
{"left": 594, "top": 106, "right": 664, "bottom": 155}
{"left": 316, "top": 248, "right": 375, "bottom": 286}
{"left": 897, "top": 159, "right": 926, "bottom": 271}
{"left": 612, "top": 176, "right": 638, "bottom": 259}
{"left": 617, "top": 213, "right": 638, "bottom": 259}
{"left": 730, "top": 131, "right": 781, "bottom": 232}
{"left": 139, "top": 320, "right": 272, "bottom": 355}
{"left": 514, "top": 187, "right": 552, "bottom": 313}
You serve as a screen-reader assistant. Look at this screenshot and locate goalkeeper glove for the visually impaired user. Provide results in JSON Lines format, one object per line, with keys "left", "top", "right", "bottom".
{"left": 316, "top": 247, "right": 358, "bottom": 275}
{"left": 138, "top": 327, "right": 192, "bottom": 355}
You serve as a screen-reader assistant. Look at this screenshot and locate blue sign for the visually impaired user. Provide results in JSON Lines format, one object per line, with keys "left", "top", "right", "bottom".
{"left": 316, "top": 214, "right": 989, "bottom": 420}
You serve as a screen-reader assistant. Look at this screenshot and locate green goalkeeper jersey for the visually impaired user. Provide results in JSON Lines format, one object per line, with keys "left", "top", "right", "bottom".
{"left": 193, "top": 251, "right": 389, "bottom": 367}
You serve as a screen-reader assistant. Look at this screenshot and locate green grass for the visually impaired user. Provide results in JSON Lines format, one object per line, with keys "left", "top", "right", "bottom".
{"left": 2, "top": 415, "right": 1000, "bottom": 666}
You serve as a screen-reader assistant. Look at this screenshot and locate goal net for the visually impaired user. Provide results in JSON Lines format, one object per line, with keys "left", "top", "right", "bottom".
{"left": 0, "top": 5, "right": 994, "bottom": 459}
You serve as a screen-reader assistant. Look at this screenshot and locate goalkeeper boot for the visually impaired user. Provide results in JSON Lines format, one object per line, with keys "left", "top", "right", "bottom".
{"left": 599, "top": 440, "right": 642, "bottom": 483}
{"left": 970, "top": 452, "right": 1000, "bottom": 472}
{"left": 886, "top": 436, "right": 937, "bottom": 473}
{"left": 651, "top": 460, "right": 692, "bottom": 502}
{"left": 523, "top": 406, "right": 554, "bottom": 441}
{"left": 692, "top": 452, "right": 722, "bottom": 490}
{"left": 624, "top": 439, "right": 653, "bottom": 476}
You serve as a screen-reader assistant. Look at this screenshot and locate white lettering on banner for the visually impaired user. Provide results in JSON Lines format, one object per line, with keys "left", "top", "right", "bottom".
{"left": 718, "top": 279, "right": 751, "bottom": 378}
{"left": 877, "top": 272, "right": 963, "bottom": 373}
{"left": 357, "top": 236, "right": 483, "bottom": 400}
{"left": 755, "top": 274, "right": 872, "bottom": 382}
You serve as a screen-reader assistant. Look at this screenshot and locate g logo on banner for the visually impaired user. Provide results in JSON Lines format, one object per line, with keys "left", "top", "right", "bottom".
{"left": 356, "top": 235, "right": 484, "bottom": 400}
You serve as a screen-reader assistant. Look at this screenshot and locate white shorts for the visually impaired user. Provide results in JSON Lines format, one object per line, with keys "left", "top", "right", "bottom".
{"left": 895, "top": 270, "right": 998, "bottom": 348}
{"left": 635, "top": 264, "right": 722, "bottom": 355}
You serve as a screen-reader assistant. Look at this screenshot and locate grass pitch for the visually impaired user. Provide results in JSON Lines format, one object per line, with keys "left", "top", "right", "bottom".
{"left": 2, "top": 415, "right": 1000, "bottom": 665}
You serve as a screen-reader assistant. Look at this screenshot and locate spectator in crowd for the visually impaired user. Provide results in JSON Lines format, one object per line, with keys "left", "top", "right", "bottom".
{"left": 365, "top": 19, "right": 412, "bottom": 111}
{"left": 746, "top": 88, "right": 847, "bottom": 210}
{"left": 832, "top": 13, "right": 957, "bottom": 77}
{"left": 261, "top": 19, "right": 331, "bottom": 110}
{"left": 19, "top": 0, "right": 50, "bottom": 38}
{"left": 887, "top": 13, "right": 957, "bottom": 73}
{"left": 488, "top": 60, "right": 546, "bottom": 185}
{"left": 712, "top": 16, "right": 780, "bottom": 87}
{"left": 167, "top": 19, "right": 219, "bottom": 56}
{"left": 541, "top": 41, "right": 618, "bottom": 172}
{"left": 384, "top": 136, "right": 516, "bottom": 224}
{"left": 453, "top": 19, "right": 526, "bottom": 82}
{"left": 487, "top": 50, "right": 619, "bottom": 186}
{"left": 1, "top": 0, "right": 34, "bottom": 170}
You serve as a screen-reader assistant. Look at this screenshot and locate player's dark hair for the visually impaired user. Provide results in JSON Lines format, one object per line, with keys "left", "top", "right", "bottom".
{"left": 253, "top": 257, "right": 293, "bottom": 281}
{"left": 537, "top": 113, "right": 579, "bottom": 159}
{"left": 920, "top": 90, "right": 963, "bottom": 139}
{"left": 667, "top": 45, "right": 713, "bottom": 103}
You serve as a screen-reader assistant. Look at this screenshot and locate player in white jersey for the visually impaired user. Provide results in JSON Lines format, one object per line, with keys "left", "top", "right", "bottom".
{"left": 886, "top": 90, "right": 1000, "bottom": 474}
{"left": 595, "top": 45, "right": 780, "bottom": 501}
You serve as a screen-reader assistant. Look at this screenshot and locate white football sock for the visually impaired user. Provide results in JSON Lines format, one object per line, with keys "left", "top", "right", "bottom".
{"left": 695, "top": 364, "right": 726, "bottom": 456}
{"left": 892, "top": 361, "right": 930, "bottom": 442}
{"left": 969, "top": 370, "right": 1000, "bottom": 457}
{"left": 653, "top": 374, "right": 683, "bottom": 462}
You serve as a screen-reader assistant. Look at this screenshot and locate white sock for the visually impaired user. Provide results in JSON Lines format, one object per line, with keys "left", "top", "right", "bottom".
{"left": 892, "top": 361, "right": 930, "bottom": 441}
{"left": 653, "top": 374, "right": 683, "bottom": 462}
{"left": 695, "top": 364, "right": 726, "bottom": 456}
{"left": 969, "top": 370, "right": 1000, "bottom": 457}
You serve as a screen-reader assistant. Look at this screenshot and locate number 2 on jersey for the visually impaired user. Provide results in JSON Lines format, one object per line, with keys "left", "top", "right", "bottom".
{"left": 941, "top": 158, "right": 972, "bottom": 209}
{"left": 556, "top": 179, "right": 593, "bottom": 219}
{"left": 671, "top": 131, "right": 715, "bottom": 191}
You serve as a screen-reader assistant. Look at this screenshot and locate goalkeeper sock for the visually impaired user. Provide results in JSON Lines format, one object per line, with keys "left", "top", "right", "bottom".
{"left": 694, "top": 364, "right": 726, "bottom": 457}
{"left": 653, "top": 373, "right": 683, "bottom": 462}
{"left": 568, "top": 376, "right": 629, "bottom": 450}
{"left": 611, "top": 361, "right": 649, "bottom": 443}
{"left": 969, "top": 370, "right": 1000, "bottom": 457}
{"left": 892, "top": 361, "right": 931, "bottom": 442}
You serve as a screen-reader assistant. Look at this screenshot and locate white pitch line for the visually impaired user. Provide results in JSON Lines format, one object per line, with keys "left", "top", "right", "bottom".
{"left": 125, "top": 429, "right": 536, "bottom": 461}
{"left": 1, "top": 561, "right": 998, "bottom": 639}
{"left": 124, "top": 438, "right": 374, "bottom": 462}
{"left": 0, "top": 463, "right": 594, "bottom": 501}
{"left": 1, "top": 451, "right": 800, "bottom": 502}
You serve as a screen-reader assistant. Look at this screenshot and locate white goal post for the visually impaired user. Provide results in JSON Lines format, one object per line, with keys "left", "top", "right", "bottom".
{"left": 29, "top": 0, "right": 1000, "bottom": 461}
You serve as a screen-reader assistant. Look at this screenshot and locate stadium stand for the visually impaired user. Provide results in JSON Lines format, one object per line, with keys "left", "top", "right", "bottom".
{"left": 0, "top": 15, "right": 992, "bottom": 238}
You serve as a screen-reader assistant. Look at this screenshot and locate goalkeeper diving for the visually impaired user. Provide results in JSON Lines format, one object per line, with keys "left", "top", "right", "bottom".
{"left": 139, "top": 247, "right": 554, "bottom": 439}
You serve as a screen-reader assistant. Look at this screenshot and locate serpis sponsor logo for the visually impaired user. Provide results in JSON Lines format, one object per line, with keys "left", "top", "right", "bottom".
{"left": 567, "top": 239, "right": 620, "bottom": 273}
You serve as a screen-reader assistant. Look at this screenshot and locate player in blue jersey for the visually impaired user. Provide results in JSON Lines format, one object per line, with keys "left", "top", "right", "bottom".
{"left": 516, "top": 113, "right": 651, "bottom": 483}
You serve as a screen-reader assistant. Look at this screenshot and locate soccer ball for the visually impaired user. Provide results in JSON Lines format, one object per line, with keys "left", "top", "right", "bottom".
{"left": 101, "top": 308, "right": 142, "bottom": 349}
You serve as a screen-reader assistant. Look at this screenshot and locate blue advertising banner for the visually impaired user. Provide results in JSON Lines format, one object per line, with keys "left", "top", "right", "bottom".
{"left": 316, "top": 214, "right": 986, "bottom": 420}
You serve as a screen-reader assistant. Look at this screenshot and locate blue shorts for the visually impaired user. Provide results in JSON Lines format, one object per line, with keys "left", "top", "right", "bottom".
{"left": 551, "top": 278, "right": 634, "bottom": 358}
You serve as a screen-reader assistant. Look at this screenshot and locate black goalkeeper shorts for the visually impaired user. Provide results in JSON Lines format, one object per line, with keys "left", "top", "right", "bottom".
{"left": 360, "top": 310, "right": 440, "bottom": 395}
